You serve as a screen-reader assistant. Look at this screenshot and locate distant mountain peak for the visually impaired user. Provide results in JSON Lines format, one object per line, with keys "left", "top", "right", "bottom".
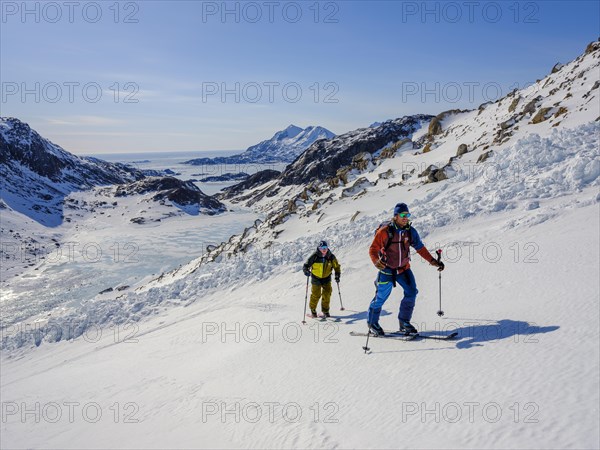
{"left": 284, "top": 124, "right": 303, "bottom": 134}
{"left": 184, "top": 124, "right": 336, "bottom": 165}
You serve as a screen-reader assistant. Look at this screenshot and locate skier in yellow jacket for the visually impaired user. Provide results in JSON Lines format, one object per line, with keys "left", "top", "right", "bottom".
{"left": 303, "top": 241, "right": 341, "bottom": 318}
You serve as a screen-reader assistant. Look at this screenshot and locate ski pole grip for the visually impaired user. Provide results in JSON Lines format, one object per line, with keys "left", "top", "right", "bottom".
{"left": 436, "top": 249, "right": 442, "bottom": 263}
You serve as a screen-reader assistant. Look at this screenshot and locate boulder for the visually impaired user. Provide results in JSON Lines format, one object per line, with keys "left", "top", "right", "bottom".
{"left": 551, "top": 62, "right": 564, "bottom": 74}
{"left": 424, "top": 168, "right": 449, "bottom": 183}
{"left": 419, "top": 164, "right": 438, "bottom": 178}
{"left": 584, "top": 39, "right": 600, "bottom": 55}
{"left": 378, "top": 138, "right": 412, "bottom": 159}
{"left": 554, "top": 106, "right": 568, "bottom": 118}
{"left": 341, "top": 177, "right": 373, "bottom": 198}
{"left": 378, "top": 169, "right": 394, "bottom": 180}
{"left": 531, "top": 107, "right": 552, "bottom": 124}
{"left": 508, "top": 96, "right": 521, "bottom": 113}
{"left": 352, "top": 152, "right": 372, "bottom": 171}
{"left": 500, "top": 117, "right": 517, "bottom": 130}
{"left": 336, "top": 167, "right": 351, "bottom": 185}
{"left": 427, "top": 109, "right": 465, "bottom": 136}
{"left": 522, "top": 96, "right": 543, "bottom": 115}
{"left": 477, "top": 150, "right": 493, "bottom": 163}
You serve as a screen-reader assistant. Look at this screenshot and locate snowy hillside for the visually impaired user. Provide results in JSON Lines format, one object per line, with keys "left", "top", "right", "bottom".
{"left": 184, "top": 124, "right": 335, "bottom": 165}
{"left": 1, "top": 41, "right": 599, "bottom": 449}
{"left": 0, "top": 119, "right": 231, "bottom": 282}
{"left": 222, "top": 40, "right": 600, "bottom": 222}
{"left": 0, "top": 117, "right": 146, "bottom": 226}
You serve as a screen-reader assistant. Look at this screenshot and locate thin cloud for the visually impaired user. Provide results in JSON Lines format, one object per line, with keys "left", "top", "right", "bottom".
{"left": 45, "top": 116, "right": 124, "bottom": 127}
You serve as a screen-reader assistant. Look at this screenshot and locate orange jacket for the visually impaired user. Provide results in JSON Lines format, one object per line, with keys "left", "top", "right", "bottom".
{"left": 369, "top": 224, "right": 435, "bottom": 273}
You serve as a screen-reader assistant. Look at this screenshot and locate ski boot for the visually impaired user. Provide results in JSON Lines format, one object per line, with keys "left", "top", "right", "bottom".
{"left": 369, "top": 322, "right": 385, "bottom": 336}
{"left": 310, "top": 310, "right": 318, "bottom": 318}
{"left": 399, "top": 319, "right": 417, "bottom": 335}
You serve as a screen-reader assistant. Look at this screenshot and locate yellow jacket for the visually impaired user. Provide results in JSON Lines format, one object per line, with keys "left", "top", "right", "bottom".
{"left": 303, "top": 250, "right": 341, "bottom": 284}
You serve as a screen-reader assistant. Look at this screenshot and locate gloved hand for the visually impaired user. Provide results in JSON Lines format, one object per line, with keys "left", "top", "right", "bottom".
{"left": 376, "top": 250, "right": 387, "bottom": 270}
{"left": 303, "top": 268, "right": 311, "bottom": 277}
{"left": 335, "top": 274, "right": 340, "bottom": 283}
{"left": 432, "top": 260, "right": 445, "bottom": 272}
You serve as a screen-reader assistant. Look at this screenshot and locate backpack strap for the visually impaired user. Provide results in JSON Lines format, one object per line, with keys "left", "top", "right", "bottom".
{"left": 382, "top": 221, "right": 395, "bottom": 251}
{"left": 382, "top": 222, "right": 412, "bottom": 250}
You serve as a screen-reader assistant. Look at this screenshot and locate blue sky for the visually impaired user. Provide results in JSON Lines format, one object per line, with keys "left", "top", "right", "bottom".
{"left": 1, "top": 1, "right": 598, "bottom": 154}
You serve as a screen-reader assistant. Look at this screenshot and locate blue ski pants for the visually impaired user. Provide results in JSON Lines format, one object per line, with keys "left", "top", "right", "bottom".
{"left": 368, "top": 268, "right": 419, "bottom": 325}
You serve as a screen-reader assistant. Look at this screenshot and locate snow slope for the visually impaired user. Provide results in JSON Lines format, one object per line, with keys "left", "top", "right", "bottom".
{"left": 0, "top": 119, "right": 230, "bottom": 285}
{"left": 0, "top": 117, "right": 144, "bottom": 227}
{"left": 1, "top": 194, "right": 598, "bottom": 449}
{"left": 1, "top": 42, "right": 599, "bottom": 449}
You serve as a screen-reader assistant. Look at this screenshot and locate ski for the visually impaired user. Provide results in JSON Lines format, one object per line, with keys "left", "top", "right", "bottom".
{"left": 350, "top": 331, "right": 458, "bottom": 341}
{"left": 417, "top": 331, "right": 458, "bottom": 340}
{"left": 349, "top": 331, "right": 418, "bottom": 341}
{"left": 306, "top": 314, "right": 326, "bottom": 322}
{"left": 305, "top": 314, "right": 342, "bottom": 323}
{"left": 318, "top": 314, "right": 341, "bottom": 322}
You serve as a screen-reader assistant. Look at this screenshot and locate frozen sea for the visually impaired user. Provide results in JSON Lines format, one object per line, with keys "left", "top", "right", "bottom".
{"left": 89, "top": 150, "right": 287, "bottom": 195}
{"left": 2, "top": 150, "right": 285, "bottom": 330}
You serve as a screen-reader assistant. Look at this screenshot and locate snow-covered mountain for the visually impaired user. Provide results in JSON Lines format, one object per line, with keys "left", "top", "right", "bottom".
{"left": 184, "top": 124, "right": 335, "bottom": 165}
{"left": 221, "top": 41, "right": 600, "bottom": 220}
{"left": 280, "top": 115, "right": 431, "bottom": 186}
{"left": 253, "top": 124, "right": 336, "bottom": 162}
{"left": 0, "top": 118, "right": 229, "bottom": 284}
{"left": 0, "top": 118, "right": 228, "bottom": 229}
{"left": 0, "top": 117, "right": 145, "bottom": 226}
{"left": 4, "top": 40, "right": 598, "bottom": 352}
{"left": 1, "top": 41, "right": 599, "bottom": 450}
{"left": 218, "top": 115, "right": 432, "bottom": 204}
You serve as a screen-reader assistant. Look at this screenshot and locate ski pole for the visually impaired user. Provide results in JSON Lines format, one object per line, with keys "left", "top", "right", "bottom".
{"left": 336, "top": 281, "right": 345, "bottom": 311}
{"left": 436, "top": 249, "right": 444, "bottom": 317}
{"left": 302, "top": 275, "right": 310, "bottom": 324}
{"left": 363, "top": 325, "right": 371, "bottom": 354}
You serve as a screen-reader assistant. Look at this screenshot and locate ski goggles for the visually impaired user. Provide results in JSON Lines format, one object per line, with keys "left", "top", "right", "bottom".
{"left": 318, "top": 245, "right": 328, "bottom": 250}
{"left": 397, "top": 213, "right": 411, "bottom": 218}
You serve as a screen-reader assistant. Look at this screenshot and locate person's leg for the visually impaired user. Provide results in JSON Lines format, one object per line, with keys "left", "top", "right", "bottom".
{"left": 368, "top": 270, "right": 394, "bottom": 325}
{"left": 309, "top": 283, "right": 322, "bottom": 314}
{"left": 397, "top": 269, "right": 419, "bottom": 322}
{"left": 321, "top": 282, "right": 332, "bottom": 313}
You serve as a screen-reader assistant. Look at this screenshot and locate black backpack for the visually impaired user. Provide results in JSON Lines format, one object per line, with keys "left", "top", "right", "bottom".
{"left": 375, "top": 221, "right": 412, "bottom": 251}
